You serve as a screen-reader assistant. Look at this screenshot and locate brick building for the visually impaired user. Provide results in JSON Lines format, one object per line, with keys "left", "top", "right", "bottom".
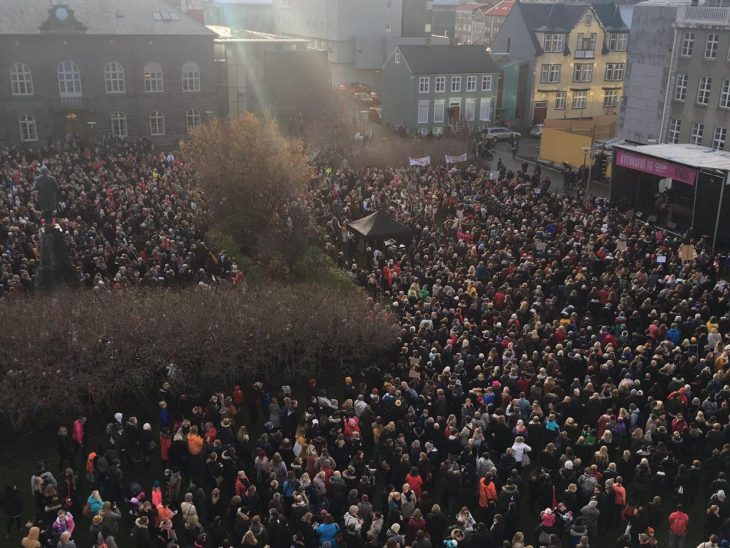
{"left": 0, "top": 0, "right": 217, "bottom": 147}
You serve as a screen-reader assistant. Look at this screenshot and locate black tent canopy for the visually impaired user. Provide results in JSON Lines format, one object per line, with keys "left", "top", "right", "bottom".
{"left": 348, "top": 210, "right": 411, "bottom": 240}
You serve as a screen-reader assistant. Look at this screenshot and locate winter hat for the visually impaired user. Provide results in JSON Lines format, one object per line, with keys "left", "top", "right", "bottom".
{"left": 391, "top": 523, "right": 401, "bottom": 533}
{"left": 114, "top": 412, "right": 123, "bottom": 423}
{"left": 564, "top": 461, "right": 574, "bottom": 470}
{"left": 718, "top": 490, "right": 726, "bottom": 501}
{"left": 143, "top": 423, "right": 152, "bottom": 431}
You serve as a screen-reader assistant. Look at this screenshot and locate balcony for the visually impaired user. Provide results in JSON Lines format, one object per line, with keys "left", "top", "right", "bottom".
{"left": 55, "top": 96, "right": 87, "bottom": 109}
{"left": 574, "top": 49, "right": 595, "bottom": 59}
{"left": 676, "top": 6, "right": 730, "bottom": 26}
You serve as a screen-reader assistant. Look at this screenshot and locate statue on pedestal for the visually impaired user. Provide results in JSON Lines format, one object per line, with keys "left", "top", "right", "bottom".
{"left": 33, "top": 165, "right": 76, "bottom": 288}
{"left": 32, "top": 165, "right": 59, "bottom": 224}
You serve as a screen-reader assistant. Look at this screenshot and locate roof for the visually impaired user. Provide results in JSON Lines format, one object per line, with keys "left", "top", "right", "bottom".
{"left": 0, "top": 0, "right": 215, "bottom": 36}
{"left": 614, "top": 143, "right": 730, "bottom": 172}
{"left": 433, "top": 0, "right": 462, "bottom": 5}
{"left": 516, "top": 2, "right": 628, "bottom": 35}
{"left": 456, "top": 3, "right": 490, "bottom": 12}
{"left": 394, "top": 45, "right": 499, "bottom": 75}
{"left": 209, "top": 25, "right": 308, "bottom": 42}
{"left": 209, "top": 0, "right": 273, "bottom": 4}
{"left": 485, "top": 1, "right": 515, "bottom": 18}
{"left": 348, "top": 211, "right": 412, "bottom": 240}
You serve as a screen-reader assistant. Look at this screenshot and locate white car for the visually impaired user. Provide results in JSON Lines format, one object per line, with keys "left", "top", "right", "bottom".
{"left": 484, "top": 126, "right": 521, "bottom": 143}
{"left": 530, "top": 124, "right": 544, "bottom": 138}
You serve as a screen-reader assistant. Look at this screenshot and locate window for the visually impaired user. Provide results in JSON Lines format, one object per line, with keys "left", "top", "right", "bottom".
{"left": 150, "top": 110, "right": 166, "bottom": 136}
{"left": 435, "top": 76, "right": 446, "bottom": 93}
{"left": 451, "top": 76, "right": 461, "bottom": 92}
{"left": 720, "top": 79, "right": 730, "bottom": 108}
{"left": 19, "top": 115, "right": 37, "bottom": 142}
{"left": 111, "top": 112, "right": 128, "bottom": 138}
{"left": 418, "top": 100, "right": 429, "bottom": 124}
{"left": 555, "top": 91, "right": 566, "bottom": 110}
{"left": 608, "top": 33, "right": 628, "bottom": 52}
{"left": 182, "top": 61, "right": 200, "bottom": 92}
{"left": 572, "top": 90, "right": 587, "bottom": 109}
{"left": 104, "top": 62, "right": 126, "bottom": 94}
{"left": 10, "top": 63, "right": 33, "bottom": 96}
{"left": 604, "top": 63, "right": 625, "bottom": 82}
{"left": 57, "top": 61, "right": 81, "bottom": 97}
{"left": 540, "top": 64, "right": 561, "bottom": 83}
{"left": 186, "top": 109, "right": 201, "bottom": 133}
{"left": 575, "top": 33, "right": 596, "bottom": 58}
{"left": 585, "top": 14, "right": 592, "bottom": 26}
{"left": 705, "top": 33, "right": 719, "bottom": 59}
{"left": 434, "top": 100, "right": 445, "bottom": 123}
{"left": 544, "top": 33, "right": 565, "bottom": 53}
{"left": 144, "top": 62, "right": 164, "bottom": 93}
{"left": 419, "top": 76, "right": 430, "bottom": 94}
{"left": 385, "top": 23, "right": 391, "bottom": 32}
{"left": 506, "top": 37, "right": 511, "bottom": 53}
{"left": 465, "top": 99, "right": 476, "bottom": 121}
{"left": 603, "top": 89, "right": 619, "bottom": 108}
{"left": 466, "top": 75, "right": 477, "bottom": 92}
{"left": 479, "top": 98, "right": 491, "bottom": 121}
{"left": 573, "top": 63, "right": 593, "bottom": 83}
{"left": 481, "top": 75, "right": 493, "bottom": 92}
{"left": 674, "top": 73, "right": 688, "bottom": 101}
{"left": 697, "top": 76, "right": 712, "bottom": 105}
{"left": 394, "top": 51, "right": 401, "bottom": 64}
{"left": 690, "top": 121, "right": 704, "bottom": 144}
{"left": 713, "top": 126, "right": 727, "bottom": 149}
{"left": 681, "top": 32, "right": 694, "bottom": 57}
{"left": 668, "top": 118, "right": 681, "bottom": 144}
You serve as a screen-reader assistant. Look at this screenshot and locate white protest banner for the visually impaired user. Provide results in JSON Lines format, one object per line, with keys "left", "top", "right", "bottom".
{"left": 445, "top": 153, "right": 467, "bottom": 164}
{"left": 409, "top": 156, "right": 431, "bottom": 167}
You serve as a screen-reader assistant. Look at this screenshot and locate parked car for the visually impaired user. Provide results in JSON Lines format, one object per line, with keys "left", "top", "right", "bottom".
{"left": 483, "top": 126, "right": 521, "bottom": 143}
{"left": 368, "top": 107, "right": 382, "bottom": 124}
{"left": 530, "top": 123, "right": 544, "bottom": 138}
{"left": 355, "top": 92, "right": 374, "bottom": 104}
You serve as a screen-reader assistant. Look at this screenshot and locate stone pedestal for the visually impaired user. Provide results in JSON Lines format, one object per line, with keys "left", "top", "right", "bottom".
{"left": 38, "top": 225, "right": 78, "bottom": 289}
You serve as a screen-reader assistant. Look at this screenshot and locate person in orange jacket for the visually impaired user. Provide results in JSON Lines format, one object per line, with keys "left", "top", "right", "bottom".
{"left": 478, "top": 473, "right": 498, "bottom": 521}
{"left": 187, "top": 425, "right": 204, "bottom": 456}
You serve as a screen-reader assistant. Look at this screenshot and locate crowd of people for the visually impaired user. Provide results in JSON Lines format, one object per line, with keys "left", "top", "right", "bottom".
{"left": 0, "top": 139, "right": 238, "bottom": 294}
{"left": 4, "top": 141, "right": 730, "bottom": 548}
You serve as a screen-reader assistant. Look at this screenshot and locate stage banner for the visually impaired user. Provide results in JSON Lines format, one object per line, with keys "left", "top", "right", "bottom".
{"left": 615, "top": 149, "right": 697, "bottom": 186}
{"left": 409, "top": 156, "right": 431, "bottom": 167}
{"left": 445, "top": 153, "right": 467, "bottom": 164}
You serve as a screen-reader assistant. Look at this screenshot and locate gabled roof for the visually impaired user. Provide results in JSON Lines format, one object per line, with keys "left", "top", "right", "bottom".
{"left": 394, "top": 45, "right": 499, "bottom": 75}
{"left": 513, "top": 2, "right": 628, "bottom": 52}
{"left": 485, "top": 1, "right": 515, "bottom": 18}
{"left": 592, "top": 3, "right": 630, "bottom": 31}
{"left": 0, "top": 0, "right": 215, "bottom": 36}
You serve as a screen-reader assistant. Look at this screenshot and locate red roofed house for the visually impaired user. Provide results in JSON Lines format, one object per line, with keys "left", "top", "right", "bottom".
{"left": 483, "top": 1, "right": 514, "bottom": 47}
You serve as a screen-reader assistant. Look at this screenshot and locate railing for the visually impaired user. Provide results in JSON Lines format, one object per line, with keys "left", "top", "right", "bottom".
{"left": 574, "top": 50, "right": 595, "bottom": 59}
{"left": 56, "top": 97, "right": 86, "bottom": 108}
{"left": 676, "top": 5, "right": 730, "bottom": 26}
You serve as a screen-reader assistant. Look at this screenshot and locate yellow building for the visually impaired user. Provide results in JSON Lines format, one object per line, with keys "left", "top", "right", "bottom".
{"left": 493, "top": 3, "right": 628, "bottom": 133}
